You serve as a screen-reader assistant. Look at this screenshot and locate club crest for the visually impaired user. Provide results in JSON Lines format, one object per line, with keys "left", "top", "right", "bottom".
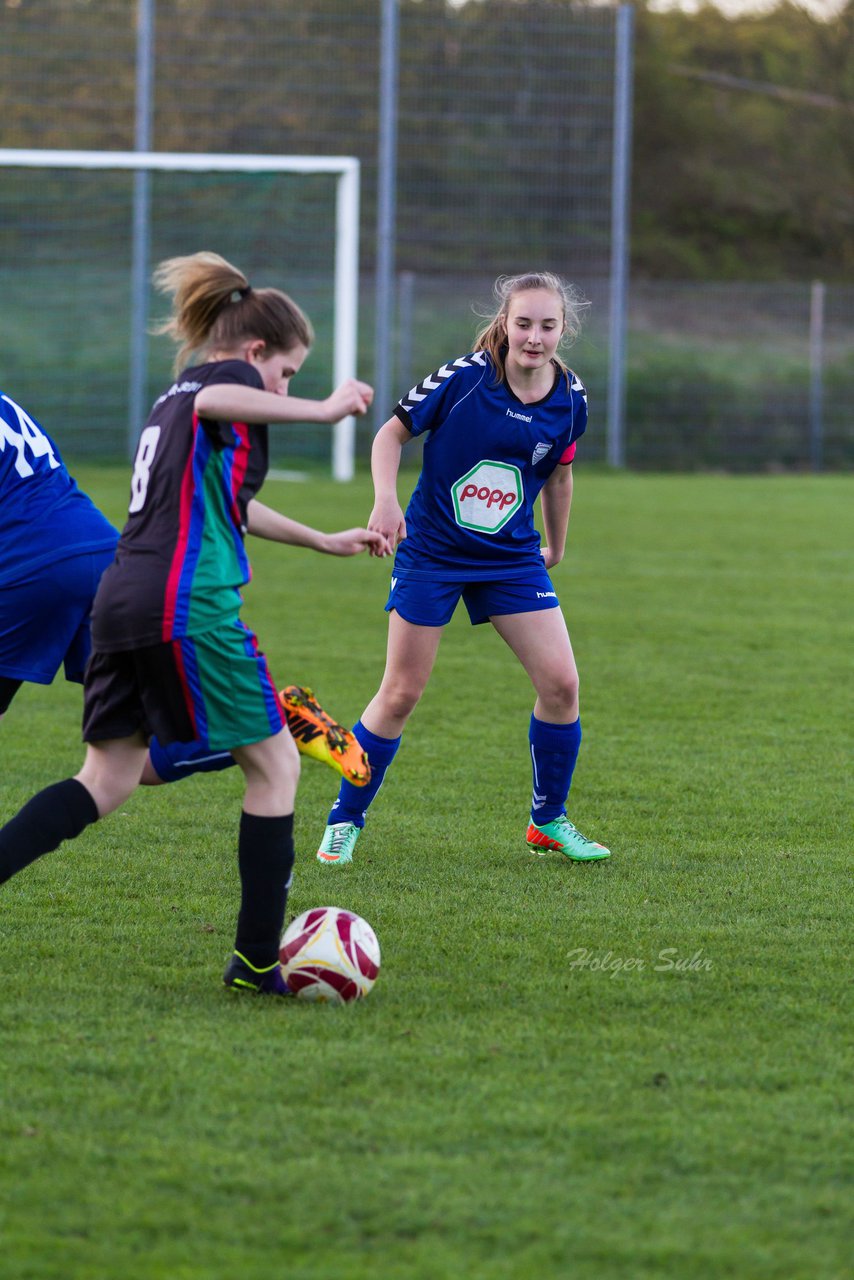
{"left": 532, "top": 441, "right": 551, "bottom": 465}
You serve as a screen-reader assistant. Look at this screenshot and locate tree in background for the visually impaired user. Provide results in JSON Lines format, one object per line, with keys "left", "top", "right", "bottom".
{"left": 631, "top": 0, "right": 854, "bottom": 278}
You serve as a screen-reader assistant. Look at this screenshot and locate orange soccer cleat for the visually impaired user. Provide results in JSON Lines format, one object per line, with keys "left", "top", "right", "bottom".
{"left": 279, "top": 685, "right": 371, "bottom": 787}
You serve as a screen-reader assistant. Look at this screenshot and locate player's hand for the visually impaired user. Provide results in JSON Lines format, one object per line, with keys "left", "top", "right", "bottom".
{"left": 322, "top": 527, "right": 394, "bottom": 558}
{"left": 368, "top": 496, "right": 406, "bottom": 553}
{"left": 541, "top": 546, "right": 562, "bottom": 570}
{"left": 322, "top": 379, "right": 374, "bottom": 422}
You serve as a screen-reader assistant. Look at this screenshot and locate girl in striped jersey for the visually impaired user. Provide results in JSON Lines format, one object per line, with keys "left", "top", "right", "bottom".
{"left": 0, "top": 251, "right": 389, "bottom": 995}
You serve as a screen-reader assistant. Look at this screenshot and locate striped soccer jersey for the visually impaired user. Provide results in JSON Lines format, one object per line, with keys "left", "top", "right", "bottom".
{"left": 91, "top": 360, "right": 268, "bottom": 652}
{"left": 392, "top": 351, "right": 587, "bottom": 581}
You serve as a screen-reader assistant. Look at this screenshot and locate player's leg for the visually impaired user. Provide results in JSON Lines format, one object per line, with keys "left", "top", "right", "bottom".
{"left": 279, "top": 686, "right": 371, "bottom": 785}
{"left": 0, "top": 734, "right": 147, "bottom": 886}
{"left": 141, "top": 736, "right": 236, "bottom": 785}
{"left": 224, "top": 729, "right": 299, "bottom": 994}
{"left": 491, "top": 607, "right": 609, "bottom": 862}
{"left": 0, "top": 644, "right": 150, "bottom": 886}
{"left": 317, "top": 611, "right": 445, "bottom": 865}
{"left": 364, "top": 609, "right": 446, "bottom": 737}
{"left": 75, "top": 735, "right": 150, "bottom": 814}
{"left": 142, "top": 687, "right": 370, "bottom": 787}
{"left": 177, "top": 622, "right": 299, "bottom": 994}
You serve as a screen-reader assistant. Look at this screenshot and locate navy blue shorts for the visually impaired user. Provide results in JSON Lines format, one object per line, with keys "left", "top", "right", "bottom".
{"left": 384, "top": 567, "right": 561, "bottom": 627}
{"left": 148, "top": 736, "right": 234, "bottom": 783}
{"left": 0, "top": 547, "right": 116, "bottom": 685}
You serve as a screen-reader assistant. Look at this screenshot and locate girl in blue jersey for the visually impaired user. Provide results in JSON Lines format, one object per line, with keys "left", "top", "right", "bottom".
{"left": 0, "top": 253, "right": 389, "bottom": 997}
{"left": 316, "top": 272, "right": 610, "bottom": 865}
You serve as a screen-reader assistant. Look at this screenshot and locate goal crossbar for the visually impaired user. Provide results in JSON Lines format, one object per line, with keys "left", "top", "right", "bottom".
{"left": 0, "top": 148, "right": 361, "bottom": 479}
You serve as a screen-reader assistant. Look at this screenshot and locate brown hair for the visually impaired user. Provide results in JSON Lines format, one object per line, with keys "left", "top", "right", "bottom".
{"left": 151, "top": 251, "right": 315, "bottom": 373}
{"left": 473, "top": 272, "right": 589, "bottom": 387}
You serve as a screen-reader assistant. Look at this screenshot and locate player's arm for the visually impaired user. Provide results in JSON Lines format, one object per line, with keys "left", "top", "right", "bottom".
{"left": 246, "top": 499, "right": 392, "bottom": 557}
{"left": 368, "top": 415, "right": 412, "bottom": 548}
{"left": 194, "top": 379, "right": 373, "bottom": 426}
{"left": 539, "top": 462, "right": 573, "bottom": 570}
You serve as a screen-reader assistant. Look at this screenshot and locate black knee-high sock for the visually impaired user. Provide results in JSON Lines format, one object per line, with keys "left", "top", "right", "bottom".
{"left": 0, "top": 779, "right": 100, "bottom": 886}
{"left": 234, "top": 812, "right": 295, "bottom": 969}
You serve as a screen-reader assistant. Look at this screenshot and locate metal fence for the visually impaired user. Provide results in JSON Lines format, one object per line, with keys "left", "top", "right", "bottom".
{"left": 0, "top": 0, "right": 851, "bottom": 470}
{"left": 620, "top": 280, "right": 854, "bottom": 472}
{"left": 0, "top": 0, "right": 623, "bottom": 467}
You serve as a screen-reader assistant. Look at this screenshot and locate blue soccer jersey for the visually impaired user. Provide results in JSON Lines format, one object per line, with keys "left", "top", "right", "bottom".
{"left": 0, "top": 391, "right": 118, "bottom": 587}
{"left": 392, "top": 352, "right": 587, "bottom": 580}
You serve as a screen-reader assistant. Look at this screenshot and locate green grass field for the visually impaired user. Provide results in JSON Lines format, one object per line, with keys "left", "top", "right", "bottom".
{"left": 1, "top": 468, "right": 850, "bottom": 1280}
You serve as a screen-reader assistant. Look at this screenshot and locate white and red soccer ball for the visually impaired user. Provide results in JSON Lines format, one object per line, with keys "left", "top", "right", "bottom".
{"left": 279, "top": 906, "right": 380, "bottom": 1003}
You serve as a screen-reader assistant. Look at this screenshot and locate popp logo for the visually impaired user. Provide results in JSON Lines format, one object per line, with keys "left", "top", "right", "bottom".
{"left": 451, "top": 460, "right": 523, "bottom": 533}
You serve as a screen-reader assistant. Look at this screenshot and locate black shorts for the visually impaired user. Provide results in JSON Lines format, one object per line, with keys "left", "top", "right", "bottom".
{"left": 82, "top": 622, "right": 285, "bottom": 751}
{"left": 82, "top": 643, "right": 199, "bottom": 746}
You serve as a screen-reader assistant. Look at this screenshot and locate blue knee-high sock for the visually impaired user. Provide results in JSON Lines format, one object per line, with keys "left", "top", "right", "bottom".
{"left": 529, "top": 715, "right": 582, "bottom": 825}
{"left": 328, "top": 720, "right": 401, "bottom": 828}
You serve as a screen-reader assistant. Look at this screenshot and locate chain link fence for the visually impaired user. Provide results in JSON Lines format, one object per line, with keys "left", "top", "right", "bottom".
{"left": 621, "top": 280, "right": 854, "bottom": 471}
{"left": 0, "top": 0, "right": 851, "bottom": 470}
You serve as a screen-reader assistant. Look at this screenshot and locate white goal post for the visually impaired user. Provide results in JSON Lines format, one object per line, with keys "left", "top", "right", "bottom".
{"left": 0, "top": 148, "right": 361, "bottom": 481}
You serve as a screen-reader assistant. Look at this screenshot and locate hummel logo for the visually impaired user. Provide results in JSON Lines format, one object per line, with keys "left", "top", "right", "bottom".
{"left": 536, "top": 590, "right": 557, "bottom": 599}
{"left": 506, "top": 408, "right": 532, "bottom": 423}
{"left": 401, "top": 353, "right": 485, "bottom": 409}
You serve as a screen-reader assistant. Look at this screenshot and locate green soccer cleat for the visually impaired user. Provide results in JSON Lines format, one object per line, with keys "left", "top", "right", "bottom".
{"left": 526, "top": 815, "right": 610, "bottom": 862}
{"left": 223, "top": 950, "right": 292, "bottom": 996}
{"left": 316, "top": 821, "right": 361, "bottom": 866}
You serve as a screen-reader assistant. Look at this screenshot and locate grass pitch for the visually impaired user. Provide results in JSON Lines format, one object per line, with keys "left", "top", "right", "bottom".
{"left": 1, "top": 468, "right": 850, "bottom": 1280}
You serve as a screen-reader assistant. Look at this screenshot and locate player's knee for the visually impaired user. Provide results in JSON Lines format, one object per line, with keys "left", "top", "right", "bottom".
{"left": 77, "top": 773, "right": 137, "bottom": 818}
{"left": 541, "top": 666, "right": 579, "bottom": 716}
{"left": 380, "top": 677, "right": 423, "bottom": 722}
{"left": 237, "top": 731, "right": 300, "bottom": 795}
{"left": 262, "top": 749, "right": 301, "bottom": 795}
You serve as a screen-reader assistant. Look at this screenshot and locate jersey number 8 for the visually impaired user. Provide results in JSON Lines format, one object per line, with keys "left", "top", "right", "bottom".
{"left": 129, "top": 425, "right": 161, "bottom": 514}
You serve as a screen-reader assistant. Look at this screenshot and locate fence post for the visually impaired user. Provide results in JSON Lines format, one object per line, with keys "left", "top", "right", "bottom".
{"left": 397, "top": 270, "right": 415, "bottom": 397}
{"left": 374, "top": 0, "right": 400, "bottom": 438}
{"left": 606, "top": 3, "right": 634, "bottom": 469}
{"left": 128, "top": 0, "right": 155, "bottom": 458}
{"left": 809, "top": 279, "right": 825, "bottom": 472}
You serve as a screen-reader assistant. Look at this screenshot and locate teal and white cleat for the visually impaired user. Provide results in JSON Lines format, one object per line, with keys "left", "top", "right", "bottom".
{"left": 526, "top": 815, "right": 610, "bottom": 862}
{"left": 317, "top": 821, "right": 361, "bottom": 866}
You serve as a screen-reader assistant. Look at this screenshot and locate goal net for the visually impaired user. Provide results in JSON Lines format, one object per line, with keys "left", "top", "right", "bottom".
{"left": 0, "top": 149, "right": 360, "bottom": 479}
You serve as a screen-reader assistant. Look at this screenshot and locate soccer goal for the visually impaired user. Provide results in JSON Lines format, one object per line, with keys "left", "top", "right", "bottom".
{"left": 0, "top": 148, "right": 361, "bottom": 480}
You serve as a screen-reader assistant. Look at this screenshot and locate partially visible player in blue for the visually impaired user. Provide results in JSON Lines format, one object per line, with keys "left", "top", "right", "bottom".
{"left": 0, "top": 391, "right": 118, "bottom": 723}
{"left": 315, "top": 271, "right": 611, "bottom": 866}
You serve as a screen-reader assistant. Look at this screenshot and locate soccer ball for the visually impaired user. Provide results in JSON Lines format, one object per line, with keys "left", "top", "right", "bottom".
{"left": 279, "top": 906, "right": 380, "bottom": 1003}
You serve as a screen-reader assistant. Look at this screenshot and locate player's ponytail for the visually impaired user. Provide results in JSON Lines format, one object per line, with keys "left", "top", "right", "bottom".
{"left": 152, "top": 251, "right": 314, "bottom": 373}
{"left": 473, "top": 271, "right": 589, "bottom": 387}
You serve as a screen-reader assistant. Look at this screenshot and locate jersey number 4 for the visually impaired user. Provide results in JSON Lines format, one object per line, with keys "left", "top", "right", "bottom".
{"left": 129, "top": 425, "right": 161, "bottom": 514}
{"left": 0, "top": 395, "right": 60, "bottom": 476}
